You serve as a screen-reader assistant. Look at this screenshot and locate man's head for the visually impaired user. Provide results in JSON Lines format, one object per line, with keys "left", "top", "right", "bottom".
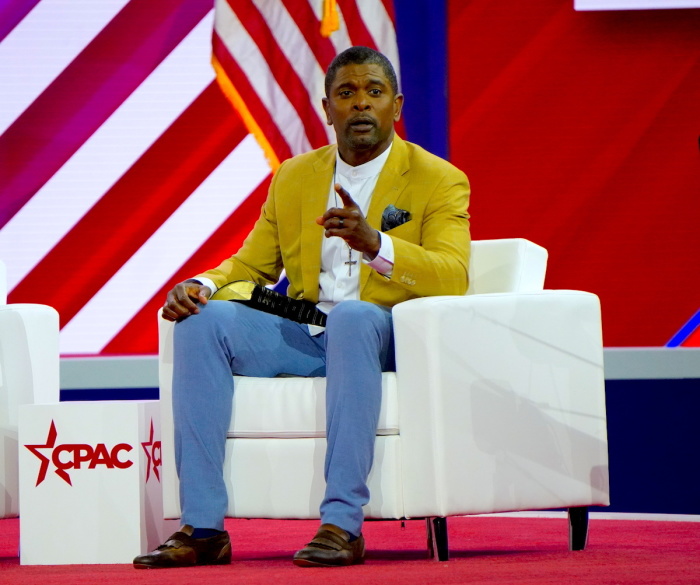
{"left": 322, "top": 46, "right": 403, "bottom": 166}
{"left": 324, "top": 46, "right": 399, "bottom": 98}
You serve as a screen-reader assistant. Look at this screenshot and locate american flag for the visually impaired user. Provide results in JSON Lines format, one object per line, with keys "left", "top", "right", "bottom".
{"left": 0, "top": 0, "right": 399, "bottom": 356}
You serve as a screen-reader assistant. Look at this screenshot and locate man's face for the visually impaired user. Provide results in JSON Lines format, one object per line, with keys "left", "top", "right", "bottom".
{"left": 323, "top": 63, "right": 403, "bottom": 165}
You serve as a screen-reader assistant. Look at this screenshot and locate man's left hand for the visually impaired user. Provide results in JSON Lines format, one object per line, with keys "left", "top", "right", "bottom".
{"left": 316, "top": 183, "right": 380, "bottom": 259}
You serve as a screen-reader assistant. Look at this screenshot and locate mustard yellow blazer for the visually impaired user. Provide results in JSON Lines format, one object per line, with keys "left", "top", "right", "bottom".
{"left": 198, "top": 135, "right": 471, "bottom": 308}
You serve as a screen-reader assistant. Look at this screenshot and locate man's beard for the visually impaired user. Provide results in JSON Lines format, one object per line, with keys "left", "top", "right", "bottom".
{"left": 345, "top": 130, "right": 379, "bottom": 150}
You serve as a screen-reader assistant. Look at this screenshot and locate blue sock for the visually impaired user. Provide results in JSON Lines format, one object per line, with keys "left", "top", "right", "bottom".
{"left": 191, "top": 528, "right": 224, "bottom": 539}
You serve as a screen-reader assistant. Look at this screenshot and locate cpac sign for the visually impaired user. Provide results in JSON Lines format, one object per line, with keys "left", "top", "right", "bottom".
{"left": 24, "top": 419, "right": 161, "bottom": 486}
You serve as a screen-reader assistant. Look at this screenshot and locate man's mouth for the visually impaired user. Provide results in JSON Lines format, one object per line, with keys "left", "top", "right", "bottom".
{"left": 349, "top": 117, "right": 375, "bottom": 131}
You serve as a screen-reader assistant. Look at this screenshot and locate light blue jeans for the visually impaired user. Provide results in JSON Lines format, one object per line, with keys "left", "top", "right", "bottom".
{"left": 172, "top": 299, "right": 395, "bottom": 537}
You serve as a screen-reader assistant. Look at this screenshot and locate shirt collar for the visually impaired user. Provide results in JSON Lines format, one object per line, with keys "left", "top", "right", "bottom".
{"left": 335, "top": 142, "right": 393, "bottom": 180}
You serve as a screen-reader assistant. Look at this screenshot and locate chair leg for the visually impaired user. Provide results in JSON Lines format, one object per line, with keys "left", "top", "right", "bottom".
{"left": 568, "top": 506, "right": 589, "bottom": 551}
{"left": 426, "top": 517, "right": 449, "bottom": 561}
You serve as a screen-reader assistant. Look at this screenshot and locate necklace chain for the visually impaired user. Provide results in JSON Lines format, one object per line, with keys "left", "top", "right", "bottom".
{"left": 333, "top": 164, "right": 358, "bottom": 277}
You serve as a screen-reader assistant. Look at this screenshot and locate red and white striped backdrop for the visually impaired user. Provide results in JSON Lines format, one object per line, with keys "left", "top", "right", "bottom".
{"left": 0, "top": 0, "right": 399, "bottom": 355}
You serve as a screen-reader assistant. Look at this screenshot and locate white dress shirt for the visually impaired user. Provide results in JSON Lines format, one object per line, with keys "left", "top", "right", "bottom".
{"left": 316, "top": 144, "right": 394, "bottom": 312}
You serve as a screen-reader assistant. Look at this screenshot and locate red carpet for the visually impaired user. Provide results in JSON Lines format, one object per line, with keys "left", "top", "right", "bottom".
{"left": 1, "top": 515, "right": 699, "bottom": 584}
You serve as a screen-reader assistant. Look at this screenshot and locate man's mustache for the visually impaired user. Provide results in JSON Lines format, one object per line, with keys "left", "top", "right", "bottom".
{"left": 348, "top": 116, "right": 376, "bottom": 126}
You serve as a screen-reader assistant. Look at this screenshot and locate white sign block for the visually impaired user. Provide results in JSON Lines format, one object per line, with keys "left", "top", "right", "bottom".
{"left": 19, "top": 401, "right": 173, "bottom": 565}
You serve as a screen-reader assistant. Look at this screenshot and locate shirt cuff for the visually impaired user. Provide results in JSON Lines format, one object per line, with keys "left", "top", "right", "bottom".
{"left": 364, "top": 231, "right": 394, "bottom": 277}
{"left": 191, "top": 276, "right": 217, "bottom": 298}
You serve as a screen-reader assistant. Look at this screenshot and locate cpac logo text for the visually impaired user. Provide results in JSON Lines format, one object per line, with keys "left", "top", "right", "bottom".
{"left": 141, "top": 419, "right": 162, "bottom": 483}
{"left": 25, "top": 421, "right": 133, "bottom": 486}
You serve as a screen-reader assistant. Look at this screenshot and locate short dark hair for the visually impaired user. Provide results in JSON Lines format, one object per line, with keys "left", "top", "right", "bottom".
{"left": 324, "top": 46, "right": 399, "bottom": 97}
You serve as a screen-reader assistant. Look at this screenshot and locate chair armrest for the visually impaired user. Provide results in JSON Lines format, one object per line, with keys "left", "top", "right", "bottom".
{"left": 392, "top": 291, "right": 609, "bottom": 517}
{"left": 0, "top": 304, "right": 60, "bottom": 412}
{"left": 1, "top": 303, "right": 59, "bottom": 518}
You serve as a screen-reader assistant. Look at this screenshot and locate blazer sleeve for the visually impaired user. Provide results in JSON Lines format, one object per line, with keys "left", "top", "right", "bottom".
{"left": 387, "top": 165, "right": 471, "bottom": 298}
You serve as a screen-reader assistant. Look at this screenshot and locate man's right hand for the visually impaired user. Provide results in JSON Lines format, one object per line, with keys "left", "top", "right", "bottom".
{"left": 162, "top": 280, "right": 212, "bottom": 322}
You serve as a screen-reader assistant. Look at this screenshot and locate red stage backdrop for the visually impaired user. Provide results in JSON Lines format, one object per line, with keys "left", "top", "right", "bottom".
{"left": 448, "top": 1, "right": 700, "bottom": 347}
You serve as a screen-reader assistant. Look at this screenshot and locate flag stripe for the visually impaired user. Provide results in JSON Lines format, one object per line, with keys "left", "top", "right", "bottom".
{"left": 212, "top": 30, "right": 294, "bottom": 163}
{"left": 337, "top": 0, "right": 379, "bottom": 50}
{"left": 101, "top": 175, "right": 273, "bottom": 355}
{"left": 0, "top": 0, "right": 42, "bottom": 43}
{"left": 253, "top": 0, "right": 336, "bottom": 144}
{"left": 282, "top": 0, "right": 338, "bottom": 71}
{"left": 8, "top": 82, "right": 247, "bottom": 326}
{"left": 316, "top": 1, "right": 355, "bottom": 55}
{"left": 215, "top": 1, "right": 312, "bottom": 157}
{"left": 60, "top": 135, "right": 270, "bottom": 354}
{"left": 0, "top": 0, "right": 212, "bottom": 228}
{"left": 379, "top": 0, "right": 396, "bottom": 23}
{"left": 0, "top": 12, "right": 217, "bottom": 290}
{"left": 356, "top": 0, "right": 401, "bottom": 84}
{"left": 234, "top": 0, "right": 329, "bottom": 150}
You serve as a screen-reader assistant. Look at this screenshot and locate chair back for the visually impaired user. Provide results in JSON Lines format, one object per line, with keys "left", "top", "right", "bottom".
{"left": 467, "top": 239, "right": 548, "bottom": 295}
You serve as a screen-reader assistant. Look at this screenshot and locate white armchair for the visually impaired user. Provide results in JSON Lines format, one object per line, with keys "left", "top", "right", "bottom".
{"left": 0, "top": 260, "right": 60, "bottom": 518}
{"left": 159, "top": 239, "right": 609, "bottom": 559}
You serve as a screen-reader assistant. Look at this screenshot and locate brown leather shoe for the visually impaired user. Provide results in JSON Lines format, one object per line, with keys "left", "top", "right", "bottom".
{"left": 133, "top": 525, "right": 231, "bottom": 569}
{"left": 293, "top": 523, "right": 365, "bottom": 567}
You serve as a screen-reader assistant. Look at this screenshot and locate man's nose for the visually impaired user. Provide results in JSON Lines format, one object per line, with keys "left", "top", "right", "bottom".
{"left": 353, "top": 93, "right": 370, "bottom": 110}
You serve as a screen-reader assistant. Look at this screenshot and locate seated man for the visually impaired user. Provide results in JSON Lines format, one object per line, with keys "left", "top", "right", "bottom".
{"left": 134, "top": 45, "right": 470, "bottom": 569}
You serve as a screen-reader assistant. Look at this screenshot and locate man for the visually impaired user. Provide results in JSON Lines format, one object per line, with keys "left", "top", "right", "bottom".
{"left": 133, "top": 46, "right": 470, "bottom": 569}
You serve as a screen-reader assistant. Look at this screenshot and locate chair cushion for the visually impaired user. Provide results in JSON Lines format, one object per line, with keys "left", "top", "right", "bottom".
{"left": 228, "top": 372, "right": 399, "bottom": 438}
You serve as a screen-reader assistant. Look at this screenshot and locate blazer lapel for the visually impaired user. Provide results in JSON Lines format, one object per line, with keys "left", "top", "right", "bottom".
{"left": 361, "top": 136, "right": 410, "bottom": 291}
{"left": 366, "top": 136, "right": 410, "bottom": 229}
{"left": 300, "top": 146, "right": 336, "bottom": 300}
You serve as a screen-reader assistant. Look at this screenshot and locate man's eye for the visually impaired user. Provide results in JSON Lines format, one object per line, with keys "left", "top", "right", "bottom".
{"left": 339, "top": 90, "right": 353, "bottom": 97}
{"left": 369, "top": 89, "right": 382, "bottom": 96}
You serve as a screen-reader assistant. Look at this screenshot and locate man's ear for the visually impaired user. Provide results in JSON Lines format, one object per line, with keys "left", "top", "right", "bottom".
{"left": 393, "top": 93, "right": 404, "bottom": 122}
{"left": 322, "top": 97, "right": 332, "bottom": 125}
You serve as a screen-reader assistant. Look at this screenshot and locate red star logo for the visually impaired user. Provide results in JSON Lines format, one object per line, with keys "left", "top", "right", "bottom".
{"left": 25, "top": 420, "right": 72, "bottom": 486}
{"left": 141, "top": 419, "right": 161, "bottom": 483}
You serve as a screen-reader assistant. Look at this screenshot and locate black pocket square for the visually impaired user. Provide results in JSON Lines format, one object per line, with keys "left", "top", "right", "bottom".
{"left": 381, "top": 204, "right": 412, "bottom": 232}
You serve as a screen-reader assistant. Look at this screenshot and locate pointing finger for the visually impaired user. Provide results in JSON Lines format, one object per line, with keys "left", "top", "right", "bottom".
{"left": 335, "top": 183, "right": 358, "bottom": 209}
